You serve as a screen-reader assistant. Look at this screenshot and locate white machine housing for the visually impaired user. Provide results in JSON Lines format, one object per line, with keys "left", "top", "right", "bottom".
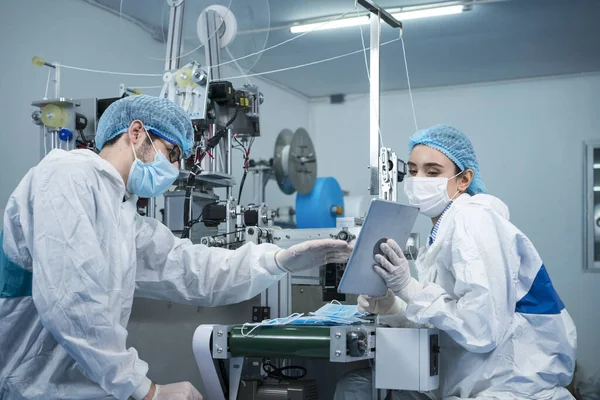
{"left": 375, "top": 328, "right": 440, "bottom": 392}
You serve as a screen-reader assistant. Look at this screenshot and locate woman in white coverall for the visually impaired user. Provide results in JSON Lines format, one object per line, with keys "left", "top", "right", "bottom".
{"left": 0, "top": 95, "right": 352, "bottom": 400}
{"left": 335, "top": 125, "right": 576, "bottom": 400}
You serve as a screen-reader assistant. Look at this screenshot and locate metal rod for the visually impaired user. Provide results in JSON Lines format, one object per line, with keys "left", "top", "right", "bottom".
{"left": 261, "top": 171, "right": 267, "bottom": 204}
{"left": 369, "top": 13, "right": 381, "bottom": 196}
{"left": 205, "top": 10, "right": 222, "bottom": 80}
{"left": 165, "top": 1, "right": 185, "bottom": 71}
{"left": 225, "top": 129, "right": 233, "bottom": 243}
{"left": 54, "top": 63, "right": 60, "bottom": 98}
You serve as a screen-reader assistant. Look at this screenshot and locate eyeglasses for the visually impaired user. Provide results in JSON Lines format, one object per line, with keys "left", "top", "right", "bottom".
{"left": 147, "top": 128, "right": 182, "bottom": 163}
{"left": 166, "top": 143, "right": 182, "bottom": 164}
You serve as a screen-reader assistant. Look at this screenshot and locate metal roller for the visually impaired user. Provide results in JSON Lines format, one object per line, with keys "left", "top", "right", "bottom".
{"left": 273, "top": 128, "right": 317, "bottom": 195}
{"left": 229, "top": 326, "right": 331, "bottom": 359}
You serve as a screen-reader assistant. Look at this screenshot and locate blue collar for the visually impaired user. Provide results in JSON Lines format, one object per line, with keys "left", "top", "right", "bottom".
{"left": 429, "top": 201, "right": 453, "bottom": 246}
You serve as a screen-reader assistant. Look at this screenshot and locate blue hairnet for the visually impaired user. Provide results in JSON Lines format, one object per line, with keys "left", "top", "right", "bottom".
{"left": 96, "top": 95, "right": 194, "bottom": 158}
{"left": 408, "top": 124, "right": 487, "bottom": 195}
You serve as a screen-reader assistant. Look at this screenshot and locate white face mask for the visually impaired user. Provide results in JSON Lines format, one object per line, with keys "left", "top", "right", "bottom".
{"left": 403, "top": 172, "right": 461, "bottom": 218}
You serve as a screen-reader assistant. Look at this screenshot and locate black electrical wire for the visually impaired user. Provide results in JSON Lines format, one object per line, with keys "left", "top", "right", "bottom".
{"left": 181, "top": 108, "right": 239, "bottom": 239}
{"left": 235, "top": 136, "right": 254, "bottom": 204}
{"left": 262, "top": 362, "right": 307, "bottom": 381}
{"left": 237, "top": 171, "right": 248, "bottom": 204}
{"left": 211, "top": 229, "right": 246, "bottom": 238}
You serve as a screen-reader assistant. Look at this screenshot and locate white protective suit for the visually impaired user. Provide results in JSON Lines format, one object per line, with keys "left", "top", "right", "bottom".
{"left": 335, "top": 194, "right": 577, "bottom": 400}
{"left": 0, "top": 149, "right": 288, "bottom": 399}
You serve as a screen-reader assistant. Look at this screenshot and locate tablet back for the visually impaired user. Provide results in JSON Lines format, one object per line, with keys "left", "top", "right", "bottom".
{"left": 338, "top": 199, "right": 419, "bottom": 297}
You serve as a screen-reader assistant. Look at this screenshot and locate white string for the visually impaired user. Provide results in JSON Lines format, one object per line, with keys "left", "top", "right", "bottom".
{"left": 47, "top": 10, "right": 404, "bottom": 88}
{"left": 59, "top": 63, "right": 163, "bottom": 77}
{"left": 225, "top": 47, "right": 252, "bottom": 85}
{"left": 240, "top": 313, "right": 303, "bottom": 337}
{"left": 223, "top": 37, "right": 401, "bottom": 81}
{"left": 214, "top": 7, "right": 356, "bottom": 69}
{"left": 401, "top": 33, "right": 419, "bottom": 132}
{"left": 356, "top": 6, "right": 385, "bottom": 149}
{"left": 130, "top": 85, "right": 163, "bottom": 89}
{"left": 44, "top": 131, "right": 47, "bottom": 155}
{"left": 44, "top": 69, "right": 51, "bottom": 99}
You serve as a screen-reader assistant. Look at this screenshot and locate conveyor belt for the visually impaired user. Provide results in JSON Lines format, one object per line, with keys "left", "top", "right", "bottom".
{"left": 229, "top": 326, "right": 332, "bottom": 359}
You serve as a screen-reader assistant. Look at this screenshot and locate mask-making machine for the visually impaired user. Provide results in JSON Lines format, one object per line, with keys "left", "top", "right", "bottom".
{"left": 28, "top": 1, "right": 439, "bottom": 399}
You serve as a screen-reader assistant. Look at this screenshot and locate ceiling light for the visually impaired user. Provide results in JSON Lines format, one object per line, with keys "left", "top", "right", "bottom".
{"left": 392, "top": 5, "right": 465, "bottom": 20}
{"left": 290, "top": 4, "right": 465, "bottom": 33}
{"left": 290, "top": 16, "right": 370, "bottom": 33}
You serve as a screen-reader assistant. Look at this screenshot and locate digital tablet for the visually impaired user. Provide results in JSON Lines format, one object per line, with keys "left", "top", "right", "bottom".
{"left": 338, "top": 199, "right": 419, "bottom": 297}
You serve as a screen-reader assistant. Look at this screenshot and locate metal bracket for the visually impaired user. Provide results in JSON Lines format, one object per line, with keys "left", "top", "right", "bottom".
{"left": 212, "top": 325, "right": 229, "bottom": 360}
{"left": 330, "top": 326, "right": 376, "bottom": 363}
{"left": 252, "top": 306, "right": 270, "bottom": 322}
{"left": 356, "top": 0, "right": 403, "bottom": 29}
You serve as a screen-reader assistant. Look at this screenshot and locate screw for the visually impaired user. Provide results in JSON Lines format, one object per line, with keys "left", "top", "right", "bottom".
{"left": 335, "top": 332, "right": 341, "bottom": 339}
{"left": 217, "top": 331, "right": 223, "bottom": 337}
{"left": 248, "top": 228, "right": 255, "bottom": 235}
{"left": 335, "top": 350, "right": 341, "bottom": 357}
{"left": 217, "top": 347, "right": 223, "bottom": 354}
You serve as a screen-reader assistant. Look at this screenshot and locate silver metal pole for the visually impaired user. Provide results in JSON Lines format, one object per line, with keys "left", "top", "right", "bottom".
{"left": 369, "top": 13, "right": 381, "bottom": 196}
{"left": 225, "top": 128, "right": 233, "bottom": 242}
{"left": 205, "top": 10, "right": 222, "bottom": 80}
{"left": 165, "top": 1, "right": 185, "bottom": 71}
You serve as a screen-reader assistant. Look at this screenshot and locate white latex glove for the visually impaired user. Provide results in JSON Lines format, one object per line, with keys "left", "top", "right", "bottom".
{"left": 373, "top": 239, "right": 423, "bottom": 303}
{"left": 152, "top": 382, "right": 203, "bottom": 400}
{"left": 275, "top": 239, "right": 352, "bottom": 273}
{"left": 357, "top": 289, "right": 404, "bottom": 315}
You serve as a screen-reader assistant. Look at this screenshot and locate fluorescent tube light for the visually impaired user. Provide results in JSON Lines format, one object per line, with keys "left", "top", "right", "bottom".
{"left": 290, "top": 16, "right": 370, "bottom": 33}
{"left": 594, "top": 163, "right": 600, "bottom": 169}
{"left": 290, "top": 4, "right": 465, "bottom": 33}
{"left": 393, "top": 5, "right": 465, "bottom": 20}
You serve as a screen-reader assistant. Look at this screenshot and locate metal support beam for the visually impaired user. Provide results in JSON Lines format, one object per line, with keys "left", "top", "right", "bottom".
{"left": 165, "top": 0, "right": 185, "bottom": 71}
{"left": 357, "top": 0, "right": 402, "bottom": 198}
{"left": 204, "top": 10, "right": 222, "bottom": 80}
{"left": 368, "top": 14, "right": 381, "bottom": 196}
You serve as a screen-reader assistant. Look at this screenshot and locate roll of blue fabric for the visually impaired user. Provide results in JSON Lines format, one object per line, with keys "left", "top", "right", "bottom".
{"left": 295, "top": 177, "right": 344, "bottom": 228}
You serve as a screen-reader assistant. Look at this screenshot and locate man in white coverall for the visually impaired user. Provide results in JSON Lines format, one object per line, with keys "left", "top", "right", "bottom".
{"left": 0, "top": 95, "right": 352, "bottom": 399}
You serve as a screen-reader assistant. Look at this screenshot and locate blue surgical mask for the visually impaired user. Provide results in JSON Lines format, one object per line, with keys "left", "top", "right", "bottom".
{"left": 312, "top": 302, "right": 368, "bottom": 319}
{"left": 241, "top": 313, "right": 304, "bottom": 337}
{"left": 289, "top": 315, "right": 369, "bottom": 326}
{"left": 127, "top": 128, "right": 179, "bottom": 198}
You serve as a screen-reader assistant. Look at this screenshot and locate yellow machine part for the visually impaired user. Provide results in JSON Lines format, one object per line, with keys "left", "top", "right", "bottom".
{"left": 41, "top": 104, "right": 68, "bottom": 128}
{"left": 32, "top": 56, "right": 45, "bottom": 67}
{"left": 175, "top": 67, "right": 194, "bottom": 89}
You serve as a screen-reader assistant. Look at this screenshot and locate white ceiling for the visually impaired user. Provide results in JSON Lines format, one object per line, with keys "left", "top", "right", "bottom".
{"left": 88, "top": 0, "right": 600, "bottom": 97}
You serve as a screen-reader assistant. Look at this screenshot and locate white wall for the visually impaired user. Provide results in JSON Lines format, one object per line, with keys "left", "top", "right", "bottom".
{"left": 310, "top": 73, "right": 600, "bottom": 379}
